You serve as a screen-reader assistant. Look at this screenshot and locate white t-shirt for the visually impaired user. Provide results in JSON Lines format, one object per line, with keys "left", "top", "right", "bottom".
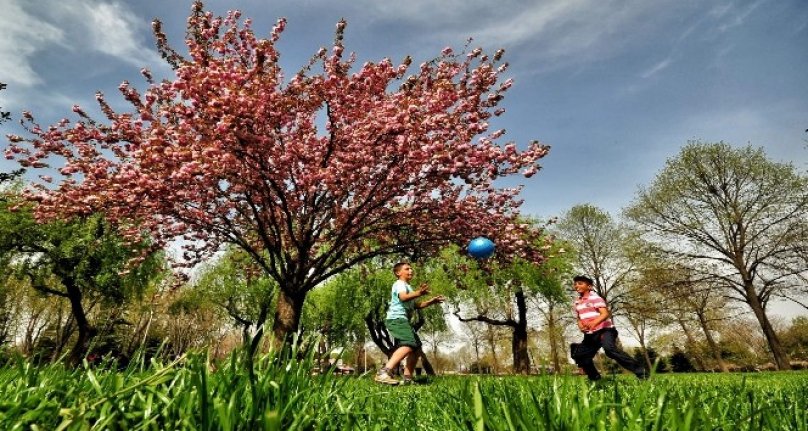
{"left": 386, "top": 280, "right": 415, "bottom": 320}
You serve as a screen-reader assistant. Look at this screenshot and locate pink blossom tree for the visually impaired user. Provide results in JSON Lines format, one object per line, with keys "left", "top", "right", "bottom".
{"left": 6, "top": 2, "right": 550, "bottom": 345}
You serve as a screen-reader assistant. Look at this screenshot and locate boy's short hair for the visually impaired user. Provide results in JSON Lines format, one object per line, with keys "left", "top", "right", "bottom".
{"left": 393, "top": 262, "right": 410, "bottom": 275}
{"left": 573, "top": 275, "right": 594, "bottom": 285}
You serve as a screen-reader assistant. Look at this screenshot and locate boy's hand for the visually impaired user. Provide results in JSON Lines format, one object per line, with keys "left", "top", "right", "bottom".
{"left": 417, "top": 283, "right": 430, "bottom": 296}
{"left": 578, "top": 321, "right": 588, "bottom": 332}
{"left": 430, "top": 295, "right": 445, "bottom": 304}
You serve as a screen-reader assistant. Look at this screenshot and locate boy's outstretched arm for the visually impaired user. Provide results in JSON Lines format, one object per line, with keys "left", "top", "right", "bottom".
{"left": 416, "top": 295, "right": 445, "bottom": 309}
{"left": 398, "top": 283, "right": 430, "bottom": 302}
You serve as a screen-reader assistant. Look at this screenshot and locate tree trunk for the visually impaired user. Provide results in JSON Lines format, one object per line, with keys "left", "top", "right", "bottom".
{"left": 634, "top": 330, "right": 652, "bottom": 371}
{"left": 365, "top": 310, "right": 395, "bottom": 357}
{"left": 473, "top": 342, "right": 481, "bottom": 373}
{"left": 695, "top": 312, "right": 728, "bottom": 372}
{"left": 512, "top": 290, "right": 530, "bottom": 374}
{"left": 744, "top": 282, "right": 791, "bottom": 370}
{"left": 676, "top": 318, "right": 707, "bottom": 371}
{"left": 271, "top": 288, "right": 306, "bottom": 348}
{"left": 512, "top": 325, "right": 529, "bottom": 374}
{"left": 65, "top": 281, "right": 95, "bottom": 366}
{"left": 486, "top": 325, "right": 499, "bottom": 373}
{"left": 546, "top": 304, "right": 561, "bottom": 373}
{"left": 641, "top": 346, "right": 652, "bottom": 371}
{"left": 248, "top": 303, "right": 271, "bottom": 357}
{"left": 418, "top": 351, "right": 435, "bottom": 375}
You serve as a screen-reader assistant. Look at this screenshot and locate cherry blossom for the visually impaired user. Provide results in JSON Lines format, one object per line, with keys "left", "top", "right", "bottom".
{"left": 5, "top": 1, "right": 550, "bottom": 343}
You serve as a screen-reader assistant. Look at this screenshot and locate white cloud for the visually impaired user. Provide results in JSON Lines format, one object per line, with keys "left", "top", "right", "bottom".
{"left": 640, "top": 57, "right": 672, "bottom": 79}
{"left": 353, "top": 0, "right": 681, "bottom": 72}
{"left": 0, "top": 1, "right": 63, "bottom": 86}
{"left": 48, "top": 1, "right": 162, "bottom": 68}
{"left": 0, "top": 1, "right": 161, "bottom": 86}
{"left": 717, "top": 0, "right": 766, "bottom": 33}
{"left": 0, "top": 0, "right": 165, "bottom": 112}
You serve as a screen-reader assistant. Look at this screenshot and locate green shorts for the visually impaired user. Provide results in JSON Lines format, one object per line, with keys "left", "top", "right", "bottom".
{"left": 385, "top": 318, "right": 422, "bottom": 349}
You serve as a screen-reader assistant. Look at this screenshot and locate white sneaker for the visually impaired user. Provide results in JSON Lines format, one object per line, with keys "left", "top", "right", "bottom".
{"left": 374, "top": 370, "right": 400, "bottom": 385}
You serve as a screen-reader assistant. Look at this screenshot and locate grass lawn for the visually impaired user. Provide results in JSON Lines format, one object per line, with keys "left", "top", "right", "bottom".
{"left": 1, "top": 351, "right": 806, "bottom": 430}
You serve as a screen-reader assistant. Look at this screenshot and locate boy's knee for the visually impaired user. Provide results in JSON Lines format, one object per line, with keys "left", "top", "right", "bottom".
{"left": 394, "top": 345, "right": 412, "bottom": 355}
{"left": 570, "top": 343, "right": 591, "bottom": 361}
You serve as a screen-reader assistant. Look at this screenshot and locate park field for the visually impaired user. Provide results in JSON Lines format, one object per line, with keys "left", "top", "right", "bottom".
{"left": 0, "top": 351, "right": 806, "bottom": 430}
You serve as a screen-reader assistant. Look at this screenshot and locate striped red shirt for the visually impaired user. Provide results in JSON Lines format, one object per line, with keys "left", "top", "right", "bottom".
{"left": 574, "top": 291, "right": 614, "bottom": 333}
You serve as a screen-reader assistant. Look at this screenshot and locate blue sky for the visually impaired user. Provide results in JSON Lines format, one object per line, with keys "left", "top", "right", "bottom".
{"left": 0, "top": 0, "right": 806, "bottom": 323}
{"left": 1, "top": 0, "right": 806, "bottom": 220}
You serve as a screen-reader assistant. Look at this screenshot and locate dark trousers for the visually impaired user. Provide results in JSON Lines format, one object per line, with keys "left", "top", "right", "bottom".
{"left": 570, "top": 328, "right": 647, "bottom": 380}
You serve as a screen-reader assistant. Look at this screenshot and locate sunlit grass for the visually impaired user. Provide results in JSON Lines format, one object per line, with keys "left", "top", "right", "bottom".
{"left": 0, "top": 349, "right": 806, "bottom": 430}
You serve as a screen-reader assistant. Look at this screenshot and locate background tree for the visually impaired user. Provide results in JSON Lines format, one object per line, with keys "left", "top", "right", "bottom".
{"left": 779, "top": 316, "right": 808, "bottom": 362}
{"left": 302, "top": 271, "right": 370, "bottom": 370}
{"left": 620, "top": 279, "right": 666, "bottom": 371}
{"left": 439, "top": 232, "right": 565, "bottom": 374}
{"left": 149, "top": 287, "right": 229, "bottom": 359}
{"left": 662, "top": 264, "right": 731, "bottom": 372}
{"left": 192, "top": 247, "right": 276, "bottom": 355}
{"left": 457, "top": 320, "right": 488, "bottom": 373}
{"left": 530, "top": 290, "right": 574, "bottom": 373}
{"left": 716, "top": 317, "right": 771, "bottom": 370}
{"left": 625, "top": 141, "right": 808, "bottom": 370}
{"left": 0, "top": 195, "right": 165, "bottom": 365}
{"left": 668, "top": 346, "right": 696, "bottom": 373}
{"left": 527, "top": 238, "right": 574, "bottom": 373}
{"left": 6, "top": 2, "right": 550, "bottom": 347}
{"left": 418, "top": 310, "right": 451, "bottom": 372}
{"left": 556, "top": 204, "right": 634, "bottom": 313}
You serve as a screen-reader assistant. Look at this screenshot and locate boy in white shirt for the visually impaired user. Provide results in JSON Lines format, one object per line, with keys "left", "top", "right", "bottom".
{"left": 375, "top": 262, "right": 444, "bottom": 385}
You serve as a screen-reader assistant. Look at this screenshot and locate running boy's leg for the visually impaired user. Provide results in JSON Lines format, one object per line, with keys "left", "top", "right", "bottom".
{"left": 403, "top": 350, "right": 419, "bottom": 380}
{"left": 376, "top": 318, "right": 421, "bottom": 385}
{"left": 402, "top": 330, "right": 422, "bottom": 378}
{"left": 385, "top": 346, "right": 413, "bottom": 370}
{"left": 571, "top": 334, "right": 602, "bottom": 381}
{"left": 376, "top": 346, "right": 410, "bottom": 385}
{"left": 599, "top": 328, "right": 648, "bottom": 378}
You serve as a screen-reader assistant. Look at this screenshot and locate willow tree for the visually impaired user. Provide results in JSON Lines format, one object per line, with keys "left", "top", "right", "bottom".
{"left": 435, "top": 231, "right": 565, "bottom": 374}
{"left": 625, "top": 141, "right": 808, "bottom": 370}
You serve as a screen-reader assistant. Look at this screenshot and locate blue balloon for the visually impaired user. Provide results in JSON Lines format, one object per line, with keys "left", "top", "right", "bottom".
{"left": 467, "top": 237, "right": 495, "bottom": 259}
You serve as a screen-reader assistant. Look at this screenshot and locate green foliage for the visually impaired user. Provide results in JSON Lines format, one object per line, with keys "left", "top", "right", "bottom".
{"left": 669, "top": 347, "right": 696, "bottom": 373}
{"left": 780, "top": 316, "right": 808, "bottom": 361}
{"left": 0, "top": 192, "right": 167, "bottom": 362}
{"left": 303, "top": 261, "right": 398, "bottom": 347}
{"left": 0, "top": 199, "right": 164, "bottom": 305}
{"left": 191, "top": 247, "right": 277, "bottom": 329}
{"left": 0, "top": 353, "right": 806, "bottom": 430}
{"left": 429, "top": 241, "right": 569, "bottom": 310}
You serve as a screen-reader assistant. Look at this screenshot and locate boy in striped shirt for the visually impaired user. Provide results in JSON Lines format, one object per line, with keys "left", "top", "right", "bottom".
{"left": 570, "top": 275, "right": 648, "bottom": 381}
